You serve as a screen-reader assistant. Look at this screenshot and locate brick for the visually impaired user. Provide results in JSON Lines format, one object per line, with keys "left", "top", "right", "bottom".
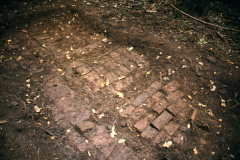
{"left": 151, "top": 111, "right": 173, "bottom": 130}
{"left": 105, "top": 72, "right": 118, "bottom": 83}
{"left": 82, "top": 70, "right": 99, "bottom": 82}
{"left": 104, "top": 59, "right": 119, "bottom": 70}
{"left": 71, "top": 134, "right": 92, "bottom": 152}
{"left": 173, "top": 133, "right": 184, "bottom": 145}
{"left": 130, "top": 108, "right": 147, "bottom": 121}
{"left": 133, "top": 55, "right": 144, "bottom": 64}
{"left": 151, "top": 99, "right": 169, "bottom": 114}
{"left": 120, "top": 105, "right": 135, "bottom": 118}
{"left": 115, "top": 65, "right": 130, "bottom": 76}
{"left": 113, "top": 81, "right": 126, "bottom": 91}
{"left": 152, "top": 92, "right": 164, "bottom": 101}
{"left": 102, "top": 85, "right": 116, "bottom": 95}
{"left": 76, "top": 65, "right": 92, "bottom": 74}
{"left": 114, "top": 55, "right": 129, "bottom": 64}
{"left": 94, "top": 78, "right": 105, "bottom": 88}
{"left": 162, "top": 80, "right": 180, "bottom": 94}
{"left": 134, "top": 117, "right": 148, "bottom": 132}
{"left": 163, "top": 122, "right": 180, "bottom": 136}
{"left": 132, "top": 92, "right": 149, "bottom": 106}
{"left": 76, "top": 121, "right": 95, "bottom": 132}
{"left": 141, "top": 126, "right": 158, "bottom": 139}
{"left": 95, "top": 66, "right": 108, "bottom": 75}
{"left": 124, "top": 76, "right": 133, "bottom": 86}
{"left": 98, "top": 56, "right": 111, "bottom": 64}
{"left": 109, "top": 51, "right": 120, "bottom": 59}
{"left": 165, "top": 90, "right": 184, "bottom": 102}
{"left": 154, "top": 131, "right": 171, "bottom": 144}
{"left": 146, "top": 81, "right": 162, "bottom": 95}
{"left": 124, "top": 60, "right": 137, "bottom": 71}
{"left": 167, "top": 99, "right": 186, "bottom": 115}
{"left": 70, "top": 111, "right": 91, "bottom": 125}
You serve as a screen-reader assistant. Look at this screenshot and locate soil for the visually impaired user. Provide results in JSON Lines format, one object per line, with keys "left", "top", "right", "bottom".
{"left": 0, "top": 0, "right": 240, "bottom": 159}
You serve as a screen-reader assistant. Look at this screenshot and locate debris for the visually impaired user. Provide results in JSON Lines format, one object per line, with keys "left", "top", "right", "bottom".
{"left": 178, "top": 46, "right": 181, "bottom": 49}
{"left": 162, "top": 141, "right": 172, "bottom": 148}
{"left": 182, "top": 65, "right": 187, "bottom": 68}
{"left": 111, "top": 124, "right": 117, "bottom": 138}
{"left": 188, "top": 95, "right": 192, "bottom": 99}
{"left": 191, "top": 109, "right": 197, "bottom": 121}
{"left": 193, "top": 148, "right": 198, "bottom": 154}
{"left": 119, "top": 108, "right": 123, "bottom": 113}
{"left": 163, "top": 77, "right": 170, "bottom": 81}
{"left": 102, "top": 38, "right": 107, "bottom": 42}
{"left": 0, "top": 120, "right": 8, "bottom": 124}
{"left": 34, "top": 106, "right": 41, "bottom": 113}
{"left": 206, "top": 109, "right": 214, "bottom": 116}
{"left": 198, "top": 62, "right": 203, "bottom": 65}
{"left": 127, "top": 46, "right": 133, "bottom": 51}
{"left": 116, "top": 91, "right": 124, "bottom": 98}
{"left": 66, "top": 129, "right": 71, "bottom": 133}
{"left": 66, "top": 54, "right": 71, "bottom": 60}
{"left": 167, "top": 56, "right": 171, "bottom": 59}
{"left": 210, "top": 85, "right": 216, "bottom": 91}
{"left": 187, "top": 124, "right": 191, "bottom": 129}
{"left": 98, "top": 113, "right": 104, "bottom": 118}
{"left": 118, "top": 139, "right": 126, "bottom": 144}
{"left": 92, "top": 109, "right": 96, "bottom": 114}
{"left": 206, "top": 56, "right": 216, "bottom": 63}
{"left": 56, "top": 68, "right": 63, "bottom": 72}
{"left": 145, "top": 71, "right": 151, "bottom": 78}
{"left": 198, "top": 103, "right": 207, "bottom": 107}
{"left": 118, "top": 76, "right": 125, "bottom": 80}
{"left": 88, "top": 151, "right": 91, "bottom": 156}
{"left": 192, "top": 91, "right": 198, "bottom": 95}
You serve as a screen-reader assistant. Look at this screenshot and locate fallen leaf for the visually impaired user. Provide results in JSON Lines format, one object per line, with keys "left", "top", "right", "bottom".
{"left": 182, "top": 65, "right": 187, "bottom": 68}
{"left": 51, "top": 136, "right": 55, "bottom": 140}
{"left": 105, "top": 79, "right": 109, "bottom": 86}
{"left": 98, "top": 113, "right": 104, "bottom": 118}
{"left": 88, "top": 151, "right": 91, "bottom": 156}
{"left": 27, "top": 84, "right": 31, "bottom": 88}
{"left": 193, "top": 148, "right": 198, "bottom": 154}
{"left": 119, "top": 108, "right": 123, "bottom": 113}
{"left": 118, "top": 76, "right": 125, "bottom": 80}
{"left": 145, "top": 71, "right": 151, "bottom": 78}
{"left": 26, "top": 79, "right": 30, "bottom": 82}
{"left": 111, "top": 124, "right": 117, "bottom": 138}
{"left": 116, "top": 91, "right": 124, "bottom": 98}
{"left": 8, "top": 39, "right": 11, "bottom": 43}
{"left": 178, "top": 46, "right": 181, "bottom": 49}
{"left": 92, "top": 109, "right": 96, "bottom": 114}
{"left": 210, "top": 85, "right": 216, "bottom": 91}
{"left": 207, "top": 109, "right": 214, "bottom": 116}
{"left": 56, "top": 68, "right": 63, "bottom": 72}
{"left": 118, "top": 139, "right": 126, "bottom": 144}
{"left": 188, "top": 95, "right": 192, "bottom": 99}
{"left": 167, "top": 56, "right": 171, "bottom": 59}
{"left": 66, "top": 54, "right": 71, "bottom": 60}
{"left": 127, "top": 46, "right": 133, "bottom": 51}
{"left": 34, "top": 106, "right": 41, "bottom": 113}
{"left": 70, "top": 46, "right": 73, "bottom": 50}
{"left": 221, "top": 103, "right": 226, "bottom": 107}
{"left": 0, "top": 120, "right": 8, "bottom": 124}
{"left": 17, "top": 56, "right": 22, "bottom": 61}
{"left": 198, "top": 103, "right": 207, "bottom": 107}
{"left": 187, "top": 124, "right": 191, "bottom": 129}
{"left": 162, "top": 141, "right": 172, "bottom": 148}
{"left": 60, "top": 97, "right": 65, "bottom": 101}
{"left": 66, "top": 129, "right": 71, "bottom": 133}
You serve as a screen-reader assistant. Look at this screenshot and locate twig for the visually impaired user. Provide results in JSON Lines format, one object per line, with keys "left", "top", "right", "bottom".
{"left": 16, "top": 94, "right": 26, "bottom": 113}
{"left": 170, "top": 4, "right": 240, "bottom": 32}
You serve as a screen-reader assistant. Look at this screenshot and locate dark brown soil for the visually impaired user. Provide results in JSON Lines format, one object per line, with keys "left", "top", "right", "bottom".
{"left": 0, "top": 0, "right": 240, "bottom": 159}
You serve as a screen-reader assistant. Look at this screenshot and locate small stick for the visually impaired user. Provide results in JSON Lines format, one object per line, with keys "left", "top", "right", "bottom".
{"left": 170, "top": 4, "right": 240, "bottom": 32}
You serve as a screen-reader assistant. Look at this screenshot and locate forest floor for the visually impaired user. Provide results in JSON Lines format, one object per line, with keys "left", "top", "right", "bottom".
{"left": 0, "top": 0, "right": 240, "bottom": 159}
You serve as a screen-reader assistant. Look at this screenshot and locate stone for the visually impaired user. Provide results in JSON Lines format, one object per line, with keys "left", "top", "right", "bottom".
{"left": 141, "top": 126, "right": 158, "bottom": 139}
{"left": 151, "top": 111, "right": 173, "bottom": 130}
{"left": 162, "top": 80, "right": 180, "bottom": 94}
{"left": 132, "top": 92, "right": 150, "bottom": 106}
{"left": 134, "top": 118, "right": 148, "bottom": 132}
{"left": 167, "top": 99, "right": 186, "bottom": 115}
{"left": 206, "top": 56, "right": 216, "bottom": 63}
{"left": 76, "top": 121, "right": 95, "bottom": 132}
{"left": 165, "top": 90, "right": 184, "bottom": 102}
{"left": 120, "top": 105, "right": 135, "bottom": 118}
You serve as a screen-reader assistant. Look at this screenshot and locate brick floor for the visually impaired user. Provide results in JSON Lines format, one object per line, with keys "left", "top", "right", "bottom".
{"left": 167, "top": 99, "right": 186, "bottom": 115}
{"left": 165, "top": 90, "right": 184, "bottom": 102}
{"left": 132, "top": 92, "right": 149, "bottom": 106}
{"left": 151, "top": 111, "right": 173, "bottom": 130}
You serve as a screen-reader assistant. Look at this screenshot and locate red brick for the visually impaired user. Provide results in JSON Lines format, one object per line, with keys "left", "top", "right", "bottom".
{"left": 167, "top": 99, "right": 186, "bottom": 115}
{"left": 134, "top": 117, "right": 148, "bottom": 132}
{"left": 115, "top": 65, "right": 130, "bottom": 76}
{"left": 76, "top": 65, "right": 92, "bottom": 74}
{"left": 154, "top": 131, "right": 171, "bottom": 144}
{"left": 151, "top": 99, "right": 169, "bottom": 114}
{"left": 95, "top": 66, "right": 108, "bottom": 75}
{"left": 109, "top": 51, "right": 120, "bottom": 59}
{"left": 141, "top": 126, "right": 158, "bottom": 139}
{"left": 152, "top": 92, "right": 164, "bottom": 101}
{"left": 165, "top": 90, "right": 184, "bottom": 102}
{"left": 146, "top": 81, "right": 162, "bottom": 95}
{"left": 132, "top": 92, "right": 150, "bottom": 106}
{"left": 163, "top": 122, "right": 180, "bottom": 136}
{"left": 82, "top": 70, "right": 99, "bottom": 82}
{"left": 124, "top": 76, "right": 133, "bottom": 86}
{"left": 76, "top": 121, "right": 95, "bottom": 132}
{"left": 94, "top": 78, "right": 105, "bottom": 88}
{"left": 162, "top": 80, "right": 180, "bottom": 94}
{"left": 130, "top": 108, "right": 147, "bottom": 121}
{"left": 113, "top": 81, "right": 126, "bottom": 91}
{"left": 104, "top": 59, "right": 119, "bottom": 70}
{"left": 105, "top": 72, "right": 118, "bottom": 83}
{"left": 151, "top": 111, "right": 173, "bottom": 130}
{"left": 120, "top": 105, "right": 135, "bottom": 118}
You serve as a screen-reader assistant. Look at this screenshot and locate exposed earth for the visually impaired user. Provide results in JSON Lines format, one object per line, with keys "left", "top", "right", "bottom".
{"left": 0, "top": 0, "right": 240, "bottom": 159}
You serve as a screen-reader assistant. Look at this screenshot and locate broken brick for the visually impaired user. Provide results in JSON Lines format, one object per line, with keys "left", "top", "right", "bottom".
{"left": 120, "top": 105, "right": 135, "bottom": 118}
{"left": 165, "top": 90, "right": 184, "bottom": 102}
{"left": 162, "top": 80, "right": 180, "bottom": 94}
{"left": 163, "top": 122, "right": 180, "bottom": 136}
{"left": 76, "top": 121, "right": 95, "bottom": 132}
{"left": 167, "top": 99, "right": 186, "bottom": 115}
{"left": 132, "top": 92, "right": 150, "bottom": 106}
{"left": 141, "top": 126, "right": 158, "bottom": 139}
{"left": 151, "top": 99, "right": 169, "bottom": 114}
{"left": 134, "top": 117, "right": 148, "bottom": 132}
{"left": 151, "top": 111, "right": 173, "bottom": 130}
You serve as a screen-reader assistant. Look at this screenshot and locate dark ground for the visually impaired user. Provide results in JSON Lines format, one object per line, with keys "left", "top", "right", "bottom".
{"left": 0, "top": 0, "right": 240, "bottom": 159}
